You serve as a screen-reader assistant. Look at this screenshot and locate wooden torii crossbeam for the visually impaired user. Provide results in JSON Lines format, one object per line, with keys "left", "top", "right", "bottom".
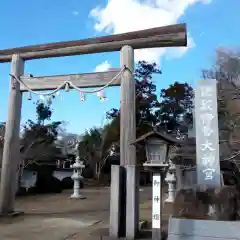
{"left": 0, "top": 23, "right": 186, "bottom": 62}
{"left": 19, "top": 69, "right": 122, "bottom": 91}
{"left": 0, "top": 23, "right": 187, "bottom": 239}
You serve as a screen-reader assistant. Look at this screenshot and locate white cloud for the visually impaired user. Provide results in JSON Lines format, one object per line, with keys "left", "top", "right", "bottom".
{"left": 95, "top": 61, "right": 111, "bottom": 72}
{"left": 72, "top": 11, "right": 79, "bottom": 16}
{"left": 90, "top": 0, "right": 212, "bottom": 64}
{"left": 166, "top": 35, "right": 196, "bottom": 60}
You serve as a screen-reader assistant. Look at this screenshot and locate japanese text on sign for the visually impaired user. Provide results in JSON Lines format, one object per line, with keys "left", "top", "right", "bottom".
{"left": 199, "top": 86, "right": 215, "bottom": 180}
{"left": 152, "top": 174, "right": 161, "bottom": 229}
{"left": 195, "top": 80, "right": 220, "bottom": 185}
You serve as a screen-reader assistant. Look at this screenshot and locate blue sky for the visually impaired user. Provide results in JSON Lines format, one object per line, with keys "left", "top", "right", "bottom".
{"left": 0, "top": 0, "right": 239, "bottom": 135}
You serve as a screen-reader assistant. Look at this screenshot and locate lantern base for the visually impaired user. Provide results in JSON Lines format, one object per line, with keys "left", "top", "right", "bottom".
{"left": 70, "top": 194, "right": 86, "bottom": 199}
{"left": 143, "top": 163, "right": 169, "bottom": 168}
{"left": 165, "top": 195, "right": 175, "bottom": 203}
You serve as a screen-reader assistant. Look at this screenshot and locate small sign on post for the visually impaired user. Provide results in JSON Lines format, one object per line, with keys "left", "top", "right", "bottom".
{"left": 152, "top": 173, "right": 162, "bottom": 239}
{"left": 195, "top": 79, "right": 221, "bottom": 186}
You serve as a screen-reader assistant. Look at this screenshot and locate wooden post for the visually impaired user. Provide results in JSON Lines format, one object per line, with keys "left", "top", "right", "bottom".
{"left": 120, "top": 45, "right": 136, "bottom": 166}
{"left": 120, "top": 45, "right": 139, "bottom": 239}
{"left": 0, "top": 54, "right": 24, "bottom": 214}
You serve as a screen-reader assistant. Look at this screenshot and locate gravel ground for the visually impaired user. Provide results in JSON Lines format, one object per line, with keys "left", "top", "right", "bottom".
{"left": 0, "top": 187, "right": 164, "bottom": 240}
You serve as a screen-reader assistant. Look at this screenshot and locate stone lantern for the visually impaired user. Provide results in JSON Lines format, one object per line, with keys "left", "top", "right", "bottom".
{"left": 132, "top": 131, "right": 176, "bottom": 166}
{"left": 132, "top": 131, "right": 177, "bottom": 240}
{"left": 70, "top": 156, "right": 85, "bottom": 199}
{"left": 70, "top": 136, "right": 85, "bottom": 199}
{"left": 164, "top": 160, "right": 177, "bottom": 203}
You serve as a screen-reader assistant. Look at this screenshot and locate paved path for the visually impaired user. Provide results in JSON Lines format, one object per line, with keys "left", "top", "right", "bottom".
{"left": 0, "top": 187, "right": 153, "bottom": 240}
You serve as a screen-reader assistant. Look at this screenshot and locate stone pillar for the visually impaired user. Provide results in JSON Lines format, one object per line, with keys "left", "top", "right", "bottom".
{"left": 175, "top": 165, "right": 183, "bottom": 191}
{"left": 126, "top": 165, "right": 139, "bottom": 239}
{"left": 109, "top": 165, "right": 126, "bottom": 238}
{"left": 63, "top": 161, "right": 66, "bottom": 169}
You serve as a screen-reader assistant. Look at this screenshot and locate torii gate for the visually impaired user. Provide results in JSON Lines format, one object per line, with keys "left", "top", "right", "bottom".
{"left": 0, "top": 23, "right": 187, "bottom": 238}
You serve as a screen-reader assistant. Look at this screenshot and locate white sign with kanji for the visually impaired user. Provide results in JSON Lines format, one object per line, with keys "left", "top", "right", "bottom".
{"left": 152, "top": 173, "right": 161, "bottom": 229}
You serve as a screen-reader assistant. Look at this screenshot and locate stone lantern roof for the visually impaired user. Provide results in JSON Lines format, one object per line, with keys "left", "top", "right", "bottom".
{"left": 132, "top": 131, "right": 179, "bottom": 147}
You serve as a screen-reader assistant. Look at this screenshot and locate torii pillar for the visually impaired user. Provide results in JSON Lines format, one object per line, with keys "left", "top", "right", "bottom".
{"left": 120, "top": 45, "right": 138, "bottom": 239}
{"left": 0, "top": 54, "right": 24, "bottom": 214}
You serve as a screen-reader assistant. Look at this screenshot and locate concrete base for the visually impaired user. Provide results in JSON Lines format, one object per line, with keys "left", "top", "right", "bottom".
{"left": 102, "top": 220, "right": 148, "bottom": 240}
{"left": 139, "top": 220, "right": 148, "bottom": 230}
{"left": 126, "top": 166, "right": 139, "bottom": 239}
{"left": 70, "top": 194, "right": 86, "bottom": 199}
{"left": 109, "top": 165, "right": 126, "bottom": 238}
{"left": 102, "top": 237, "right": 125, "bottom": 240}
{"left": 164, "top": 196, "right": 175, "bottom": 203}
{"left": 0, "top": 210, "right": 24, "bottom": 218}
{"left": 168, "top": 218, "right": 240, "bottom": 240}
{"left": 102, "top": 237, "right": 126, "bottom": 240}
